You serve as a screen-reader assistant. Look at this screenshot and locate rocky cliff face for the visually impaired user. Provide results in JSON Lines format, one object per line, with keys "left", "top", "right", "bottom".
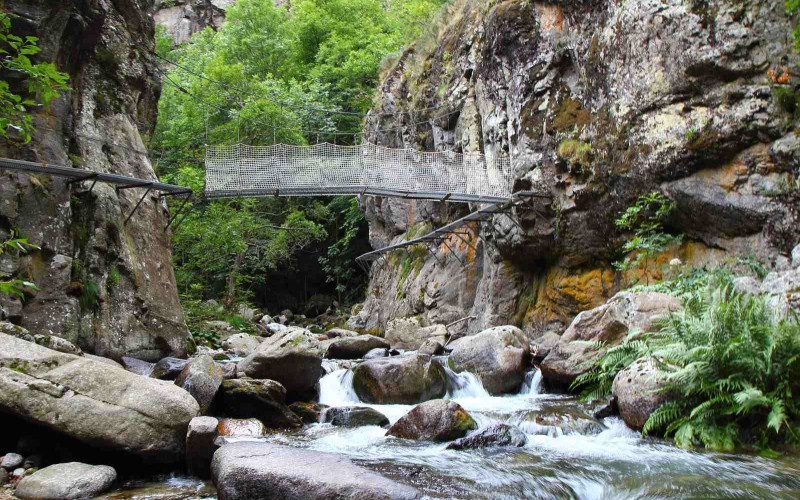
{"left": 0, "top": 0, "right": 188, "bottom": 361}
{"left": 352, "top": 0, "right": 800, "bottom": 340}
{"left": 155, "top": 0, "right": 235, "bottom": 44}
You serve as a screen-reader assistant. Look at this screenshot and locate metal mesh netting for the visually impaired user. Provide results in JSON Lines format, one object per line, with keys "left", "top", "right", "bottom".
{"left": 205, "top": 143, "right": 513, "bottom": 202}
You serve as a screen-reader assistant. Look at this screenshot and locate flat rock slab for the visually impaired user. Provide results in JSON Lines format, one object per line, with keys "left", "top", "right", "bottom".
{"left": 15, "top": 462, "right": 116, "bottom": 500}
{"left": 212, "top": 441, "right": 420, "bottom": 500}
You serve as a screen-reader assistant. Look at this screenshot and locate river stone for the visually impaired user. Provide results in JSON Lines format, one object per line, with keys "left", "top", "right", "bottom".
{"left": 218, "top": 378, "right": 302, "bottom": 428}
{"left": 33, "top": 335, "right": 82, "bottom": 356}
{"left": 0, "top": 333, "right": 198, "bottom": 463}
{"left": 325, "top": 328, "right": 360, "bottom": 338}
{"left": 15, "top": 462, "right": 116, "bottom": 500}
{"left": 175, "top": 355, "right": 224, "bottom": 414}
{"left": 363, "top": 347, "right": 389, "bottom": 359}
{"left": 150, "top": 357, "right": 188, "bottom": 380}
{"left": 541, "top": 292, "right": 682, "bottom": 389}
{"left": 120, "top": 356, "right": 156, "bottom": 376}
{"left": 385, "top": 317, "right": 447, "bottom": 350}
{"left": 387, "top": 400, "right": 476, "bottom": 442}
{"left": 217, "top": 418, "right": 267, "bottom": 438}
{"left": 212, "top": 441, "right": 420, "bottom": 500}
{"left": 352, "top": 354, "right": 447, "bottom": 404}
{"left": 322, "top": 406, "right": 390, "bottom": 428}
{"left": 288, "top": 402, "right": 328, "bottom": 424}
{"left": 186, "top": 416, "right": 219, "bottom": 478}
{"left": 612, "top": 358, "right": 672, "bottom": 431}
{"left": 222, "top": 333, "right": 261, "bottom": 356}
{"left": 325, "top": 335, "right": 390, "bottom": 359}
{"left": 449, "top": 325, "right": 530, "bottom": 395}
{"left": 237, "top": 327, "right": 324, "bottom": 400}
{"left": 0, "top": 453, "right": 23, "bottom": 470}
{"left": 446, "top": 423, "right": 527, "bottom": 450}
{"left": 418, "top": 339, "right": 443, "bottom": 356}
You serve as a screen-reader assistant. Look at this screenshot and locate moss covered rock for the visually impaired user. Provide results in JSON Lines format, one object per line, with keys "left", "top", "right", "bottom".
{"left": 386, "top": 399, "right": 476, "bottom": 442}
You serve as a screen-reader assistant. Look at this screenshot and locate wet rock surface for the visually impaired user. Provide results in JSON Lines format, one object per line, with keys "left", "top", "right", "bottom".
{"left": 212, "top": 441, "right": 420, "bottom": 500}
{"left": 446, "top": 423, "right": 527, "bottom": 450}
{"left": 352, "top": 354, "right": 447, "bottom": 404}
{"left": 325, "top": 335, "right": 390, "bottom": 359}
{"left": 15, "top": 462, "right": 116, "bottom": 500}
{"left": 322, "top": 406, "right": 390, "bottom": 428}
{"left": 289, "top": 402, "right": 329, "bottom": 424}
{"left": 387, "top": 400, "right": 477, "bottom": 442}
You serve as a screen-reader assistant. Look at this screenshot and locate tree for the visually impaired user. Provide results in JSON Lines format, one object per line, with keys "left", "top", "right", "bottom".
{"left": 0, "top": 11, "right": 69, "bottom": 143}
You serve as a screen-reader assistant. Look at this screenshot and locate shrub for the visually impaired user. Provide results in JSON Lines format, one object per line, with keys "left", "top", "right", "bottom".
{"left": 574, "top": 274, "right": 800, "bottom": 451}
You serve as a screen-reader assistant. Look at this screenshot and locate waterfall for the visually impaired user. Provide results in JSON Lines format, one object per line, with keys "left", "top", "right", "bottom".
{"left": 443, "top": 366, "right": 491, "bottom": 399}
{"left": 519, "top": 369, "right": 543, "bottom": 395}
{"left": 318, "top": 369, "right": 360, "bottom": 406}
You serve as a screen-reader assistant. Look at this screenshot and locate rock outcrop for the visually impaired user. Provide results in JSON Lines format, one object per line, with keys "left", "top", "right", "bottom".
{"left": 0, "top": 0, "right": 188, "bottom": 361}
{"left": 155, "top": 1, "right": 234, "bottom": 45}
{"left": 0, "top": 333, "right": 199, "bottom": 463}
{"left": 237, "top": 327, "right": 324, "bottom": 400}
{"left": 212, "top": 441, "right": 420, "bottom": 500}
{"left": 352, "top": 354, "right": 447, "bottom": 404}
{"left": 449, "top": 325, "right": 530, "bottom": 394}
{"left": 541, "top": 292, "right": 681, "bottom": 388}
{"left": 354, "top": 0, "right": 800, "bottom": 344}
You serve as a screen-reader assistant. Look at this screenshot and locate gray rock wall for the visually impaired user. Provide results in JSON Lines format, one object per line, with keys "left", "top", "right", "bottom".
{"left": 357, "top": 0, "right": 800, "bottom": 337}
{"left": 0, "top": 0, "right": 188, "bottom": 360}
{"left": 154, "top": 1, "right": 235, "bottom": 45}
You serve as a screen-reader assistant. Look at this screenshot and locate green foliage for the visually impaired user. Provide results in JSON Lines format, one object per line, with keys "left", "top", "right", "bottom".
{"left": 79, "top": 281, "right": 100, "bottom": 314}
{"left": 613, "top": 192, "right": 682, "bottom": 280}
{"left": 153, "top": 0, "right": 447, "bottom": 311}
{"left": 575, "top": 273, "right": 800, "bottom": 451}
{"left": 0, "top": 230, "right": 39, "bottom": 298}
{"left": 557, "top": 139, "right": 592, "bottom": 173}
{"left": 0, "top": 12, "right": 69, "bottom": 143}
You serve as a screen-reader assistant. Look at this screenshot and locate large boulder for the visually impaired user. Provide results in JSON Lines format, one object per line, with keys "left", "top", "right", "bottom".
{"left": 386, "top": 400, "right": 476, "bottom": 442}
{"left": 175, "top": 355, "right": 224, "bottom": 414}
{"left": 612, "top": 358, "right": 672, "bottom": 431}
{"left": 541, "top": 292, "right": 682, "bottom": 389}
{"left": 321, "top": 406, "right": 390, "bottom": 428}
{"left": 449, "top": 325, "right": 530, "bottom": 395}
{"left": 237, "top": 327, "right": 324, "bottom": 400}
{"left": 0, "top": 333, "right": 199, "bottom": 463}
{"left": 150, "top": 356, "right": 188, "bottom": 380}
{"left": 15, "top": 462, "right": 116, "bottom": 500}
{"left": 186, "top": 416, "right": 219, "bottom": 477}
{"left": 217, "top": 378, "right": 302, "bottom": 428}
{"left": 446, "top": 423, "right": 527, "bottom": 450}
{"left": 352, "top": 354, "right": 446, "bottom": 404}
{"left": 212, "top": 441, "right": 420, "bottom": 500}
{"left": 325, "top": 335, "right": 390, "bottom": 360}
{"left": 384, "top": 317, "right": 447, "bottom": 350}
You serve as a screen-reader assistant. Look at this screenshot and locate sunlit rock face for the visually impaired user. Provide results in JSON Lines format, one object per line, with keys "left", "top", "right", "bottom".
{"left": 356, "top": 0, "right": 800, "bottom": 338}
{"left": 0, "top": 0, "right": 187, "bottom": 360}
{"left": 154, "top": 0, "right": 236, "bottom": 45}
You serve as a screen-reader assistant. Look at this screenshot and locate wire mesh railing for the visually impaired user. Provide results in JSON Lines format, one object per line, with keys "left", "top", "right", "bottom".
{"left": 204, "top": 143, "right": 513, "bottom": 203}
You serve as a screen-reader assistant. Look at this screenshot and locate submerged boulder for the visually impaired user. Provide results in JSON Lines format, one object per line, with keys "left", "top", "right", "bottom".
{"left": 175, "top": 355, "right": 224, "bottom": 414}
{"left": 612, "top": 358, "right": 672, "bottom": 431}
{"left": 446, "top": 423, "right": 527, "bottom": 450}
{"left": 0, "top": 333, "right": 199, "bottom": 463}
{"left": 449, "top": 325, "right": 530, "bottom": 395}
{"left": 15, "top": 462, "right": 116, "bottom": 500}
{"left": 352, "top": 354, "right": 446, "bottom": 404}
{"left": 212, "top": 441, "right": 420, "bottom": 499}
{"left": 217, "top": 378, "right": 302, "bottom": 428}
{"left": 325, "top": 335, "right": 390, "bottom": 359}
{"left": 386, "top": 400, "right": 476, "bottom": 442}
{"left": 237, "top": 327, "right": 324, "bottom": 400}
{"left": 541, "top": 292, "right": 682, "bottom": 389}
{"left": 321, "top": 406, "right": 390, "bottom": 428}
{"left": 513, "top": 405, "right": 605, "bottom": 436}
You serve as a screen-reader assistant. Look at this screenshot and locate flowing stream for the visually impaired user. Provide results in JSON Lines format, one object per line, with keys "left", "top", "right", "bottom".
{"left": 110, "top": 356, "right": 800, "bottom": 499}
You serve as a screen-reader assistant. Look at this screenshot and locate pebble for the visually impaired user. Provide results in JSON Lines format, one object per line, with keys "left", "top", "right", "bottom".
{"left": 0, "top": 453, "right": 23, "bottom": 470}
